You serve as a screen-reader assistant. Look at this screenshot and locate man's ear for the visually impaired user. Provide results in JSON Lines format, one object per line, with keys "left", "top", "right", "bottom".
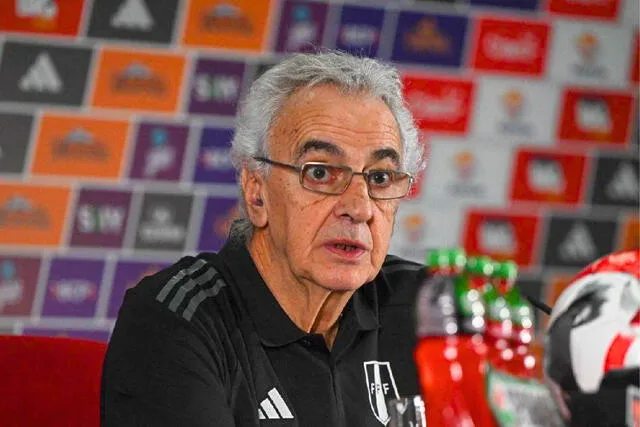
{"left": 241, "top": 168, "right": 268, "bottom": 228}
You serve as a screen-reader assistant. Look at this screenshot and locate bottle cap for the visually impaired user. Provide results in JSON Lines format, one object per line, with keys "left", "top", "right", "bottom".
{"left": 467, "top": 255, "right": 494, "bottom": 277}
{"left": 446, "top": 248, "right": 466, "bottom": 272}
{"left": 426, "top": 249, "right": 447, "bottom": 271}
{"left": 494, "top": 260, "right": 518, "bottom": 282}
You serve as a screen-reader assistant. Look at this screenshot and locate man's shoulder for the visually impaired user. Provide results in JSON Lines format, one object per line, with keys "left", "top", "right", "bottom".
{"left": 376, "top": 254, "right": 427, "bottom": 306}
{"left": 123, "top": 252, "right": 238, "bottom": 325}
{"left": 381, "top": 254, "right": 424, "bottom": 274}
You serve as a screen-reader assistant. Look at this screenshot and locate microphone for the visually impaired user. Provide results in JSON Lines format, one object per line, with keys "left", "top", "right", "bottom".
{"left": 521, "top": 292, "right": 553, "bottom": 315}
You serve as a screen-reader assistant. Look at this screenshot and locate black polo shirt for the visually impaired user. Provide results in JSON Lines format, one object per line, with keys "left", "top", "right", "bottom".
{"left": 101, "top": 240, "right": 426, "bottom": 427}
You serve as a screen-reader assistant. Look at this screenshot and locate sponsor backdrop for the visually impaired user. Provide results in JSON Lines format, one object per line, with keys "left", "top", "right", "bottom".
{"left": 0, "top": 0, "right": 638, "bottom": 341}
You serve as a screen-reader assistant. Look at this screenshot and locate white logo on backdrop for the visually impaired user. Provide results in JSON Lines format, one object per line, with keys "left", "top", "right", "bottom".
{"left": 528, "top": 159, "right": 566, "bottom": 194}
{"left": 111, "top": 0, "right": 154, "bottom": 31}
{"left": 606, "top": 162, "right": 639, "bottom": 202}
{"left": 138, "top": 205, "right": 185, "bottom": 244}
{"left": 77, "top": 205, "right": 126, "bottom": 234}
{"left": 16, "top": 0, "right": 57, "bottom": 19}
{"left": 559, "top": 223, "right": 596, "bottom": 261}
{"left": 479, "top": 220, "right": 516, "bottom": 255}
{"left": 19, "top": 53, "right": 62, "bottom": 93}
{"left": 575, "top": 98, "right": 612, "bottom": 134}
{"left": 193, "top": 74, "right": 239, "bottom": 103}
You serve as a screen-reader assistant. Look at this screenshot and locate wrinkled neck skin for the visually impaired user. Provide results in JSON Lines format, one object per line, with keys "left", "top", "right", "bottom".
{"left": 248, "top": 228, "right": 353, "bottom": 349}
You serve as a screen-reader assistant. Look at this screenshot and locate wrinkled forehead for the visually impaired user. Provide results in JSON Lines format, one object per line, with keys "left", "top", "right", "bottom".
{"left": 267, "top": 84, "right": 403, "bottom": 166}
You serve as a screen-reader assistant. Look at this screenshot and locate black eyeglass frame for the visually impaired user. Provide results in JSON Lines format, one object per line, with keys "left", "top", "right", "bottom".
{"left": 253, "top": 156, "right": 414, "bottom": 200}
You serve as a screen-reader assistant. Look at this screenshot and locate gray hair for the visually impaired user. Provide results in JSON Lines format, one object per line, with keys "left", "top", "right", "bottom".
{"left": 228, "top": 50, "right": 424, "bottom": 243}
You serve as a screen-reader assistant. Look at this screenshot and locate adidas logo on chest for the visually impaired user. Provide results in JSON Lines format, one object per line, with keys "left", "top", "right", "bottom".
{"left": 258, "top": 387, "right": 294, "bottom": 421}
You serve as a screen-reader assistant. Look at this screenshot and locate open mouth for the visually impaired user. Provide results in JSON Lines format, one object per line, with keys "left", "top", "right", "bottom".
{"left": 333, "top": 243, "right": 360, "bottom": 251}
{"left": 325, "top": 241, "right": 367, "bottom": 259}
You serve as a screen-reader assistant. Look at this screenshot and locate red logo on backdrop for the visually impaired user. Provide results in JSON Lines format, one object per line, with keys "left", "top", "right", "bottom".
{"left": 403, "top": 75, "right": 474, "bottom": 134}
{"left": 547, "top": 0, "right": 620, "bottom": 20}
{"left": 463, "top": 210, "right": 541, "bottom": 267}
{"left": 558, "top": 88, "right": 634, "bottom": 146}
{"left": 510, "top": 149, "right": 587, "bottom": 205}
{"left": 632, "top": 32, "right": 639, "bottom": 85}
{"left": 471, "top": 17, "right": 550, "bottom": 76}
{"left": 0, "top": 0, "right": 85, "bottom": 36}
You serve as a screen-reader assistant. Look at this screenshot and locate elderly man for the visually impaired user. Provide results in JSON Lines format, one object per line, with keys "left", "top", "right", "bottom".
{"left": 101, "top": 50, "right": 427, "bottom": 427}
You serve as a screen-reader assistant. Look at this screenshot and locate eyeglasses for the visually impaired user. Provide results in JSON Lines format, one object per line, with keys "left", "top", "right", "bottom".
{"left": 253, "top": 157, "right": 413, "bottom": 200}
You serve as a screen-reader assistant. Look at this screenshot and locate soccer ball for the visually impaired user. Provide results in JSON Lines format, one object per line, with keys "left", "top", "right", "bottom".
{"left": 544, "top": 250, "right": 640, "bottom": 426}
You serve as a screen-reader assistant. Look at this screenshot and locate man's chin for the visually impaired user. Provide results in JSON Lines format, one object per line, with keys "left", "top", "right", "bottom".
{"left": 312, "top": 269, "right": 374, "bottom": 293}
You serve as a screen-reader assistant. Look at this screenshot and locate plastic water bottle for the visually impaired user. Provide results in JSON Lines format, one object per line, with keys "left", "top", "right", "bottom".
{"left": 482, "top": 261, "right": 514, "bottom": 373}
{"left": 502, "top": 263, "right": 537, "bottom": 378}
{"left": 414, "top": 249, "right": 475, "bottom": 427}
{"left": 457, "top": 255, "right": 498, "bottom": 427}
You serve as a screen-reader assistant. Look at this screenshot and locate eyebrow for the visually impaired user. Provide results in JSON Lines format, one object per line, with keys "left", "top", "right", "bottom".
{"left": 371, "top": 148, "right": 401, "bottom": 169}
{"left": 294, "top": 139, "right": 344, "bottom": 162}
{"left": 294, "top": 139, "right": 402, "bottom": 169}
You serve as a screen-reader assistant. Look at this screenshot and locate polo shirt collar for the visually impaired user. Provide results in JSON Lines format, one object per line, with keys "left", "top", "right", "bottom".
{"left": 218, "top": 240, "right": 379, "bottom": 348}
{"left": 349, "top": 281, "right": 380, "bottom": 332}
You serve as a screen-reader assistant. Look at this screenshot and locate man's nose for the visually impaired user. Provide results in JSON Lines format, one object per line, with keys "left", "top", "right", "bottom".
{"left": 333, "top": 174, "right": 373, "bottom": 223}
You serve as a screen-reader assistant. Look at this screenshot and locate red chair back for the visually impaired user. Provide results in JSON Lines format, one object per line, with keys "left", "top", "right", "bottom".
{"left": 0, "top": 335, "right": 107, "bottom": 427}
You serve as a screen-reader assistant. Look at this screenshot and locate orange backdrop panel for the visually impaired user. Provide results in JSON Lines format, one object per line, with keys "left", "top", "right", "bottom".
{"left": 31, "top": 114, "right": 130, "bottom": 179}
{"left": 0, "top": 184, "right": 71, "bottom": 246}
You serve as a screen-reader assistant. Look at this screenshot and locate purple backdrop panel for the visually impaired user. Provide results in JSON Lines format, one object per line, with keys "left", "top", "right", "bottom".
{"left": 41, "top": 258, "right": 105, "bottom": 318}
